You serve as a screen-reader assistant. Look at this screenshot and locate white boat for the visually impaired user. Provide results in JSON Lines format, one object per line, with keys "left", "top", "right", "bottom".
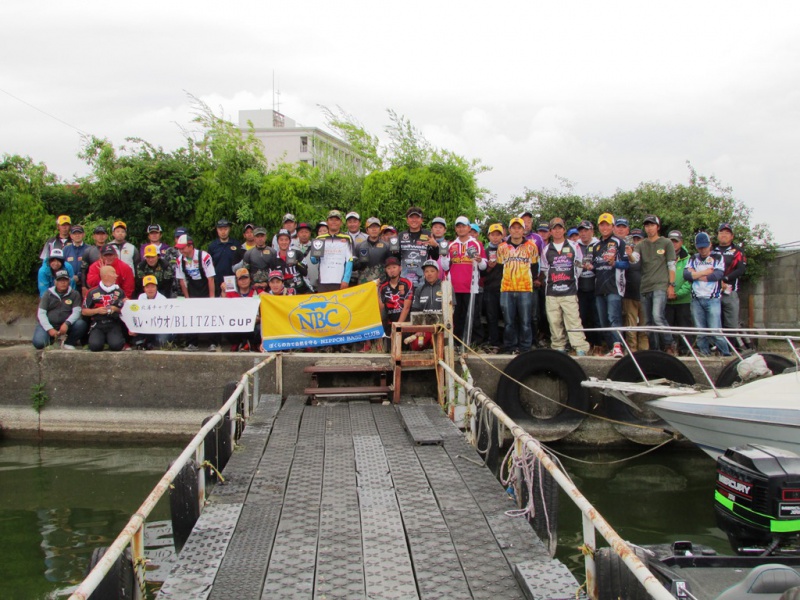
{"left": 648, "top": 370, "right": 800, "bottom": 459}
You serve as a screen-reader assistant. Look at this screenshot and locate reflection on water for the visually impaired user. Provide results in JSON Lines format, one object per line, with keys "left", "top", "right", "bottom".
{"left": 554, "top": 445, "right": 730, "bottom": 578}
{"left": 0, "top": 441, "right": 180, "bottom": 600}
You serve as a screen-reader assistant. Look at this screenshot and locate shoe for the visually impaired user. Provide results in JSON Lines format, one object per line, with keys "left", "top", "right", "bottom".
{"left": 230, "top": 343, "right": 240, "bottom": 352}
{"left": 576, "top": 350, "right": 587, "bottom": 357}
{"left": 608, "top": 343, "right": 624, "bottom": 359}
{"left": 240, "top": 343, "right": 250, "bottom": 352}
{"left": 62, "top": 344, "right": 76, "bottom": 350}
{"left": 665, "top": 344, "right": 677, "bottom": 357}
{"left": 208, "top": 344, "right": 217, "bottom": 352}
{"left": 487, "top": 346, "right": 501, "bottom": 354}
{"left": 123, "top": 344, "right": 132, "bottom": 351}
{"left": 185, "top": 344, "right": 199, "bottom": 352}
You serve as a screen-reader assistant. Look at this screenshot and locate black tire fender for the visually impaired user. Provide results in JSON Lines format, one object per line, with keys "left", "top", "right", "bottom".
{"left": 495, "top": 349, "right": 589, "bottom": 442}
{"left": 169, "top": 459, "right": 201, "bottom": 555}
{"left": 596, "top": 545, "right": 654, "bottom": 600}
{"left": 714, "top": 352, "right": 795, "bottom": 389}
{"left": 86, "top": 546, "right": 135, "bottom": 600}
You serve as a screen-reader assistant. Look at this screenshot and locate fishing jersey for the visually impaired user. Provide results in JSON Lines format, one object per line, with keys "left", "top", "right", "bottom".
{"left": 311, "top": 234, "right": 354, "bottom": 285}
{"left": 411, "top": 279, "right": 445, "bottom": 312}
{"left": 354, "top": 237, "right": 397, "bottom": 284}
{"left": 136, "top": 257, "right": 175, "bottom": 297}
{"left": 444, "top": 238, "right": 487, "bottom": 294}
{"left": 175, "top": 249, "right": 216, "bottom": 297}
{"left": 40, "top": 236, "right": 72, "bottom": 261}
{"left": 83, "top": 284, "right": 126, "bottom": 327}
{"left": 588, "top": 235, "right": 626, "bottom": 296}
{"left": 379, "top": 277, "right": 413, "bottom": 322}
{"left": 577, "top": 237, "right": 598, "bottom": 292}
{"left": 273, "top": 250, "right": 311, "bottom": 293}
{"left": 684, "top": 252, "right": 725, "bottom": 299}
{"left": 241, "top": 245, "right": 278, "bottom": 286}
{"left": 539, "top": 241, "right": 583, "bottom": 296}
{"left": 496, "top": 239, "right": 539, "bottom": 293}
{"left": 398, "top": 229, "right": 438, "bottom": 287}
{"left": 713, "top": 243, "right": 746, "bottom": 292}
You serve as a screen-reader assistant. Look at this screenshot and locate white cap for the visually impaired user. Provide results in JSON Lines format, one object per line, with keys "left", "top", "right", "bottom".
{"left": 455, "top": 216, "right": 470, "bottom": 227}
{"left": 345, "top": 211, "right": 360, "bottom": 221}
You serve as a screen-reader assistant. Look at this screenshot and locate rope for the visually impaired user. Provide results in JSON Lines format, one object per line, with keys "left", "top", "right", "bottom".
{"left": 540, "top": 436, "right": 677, "bottom": 465}
{"left": 133, "top": 556, "right": 149, "bottom": 599}
{"left": 450, "top": 332, "right": 672, "bottom": 432}
{"left": 200, "top": 460, "right": 226, "bottom": 483}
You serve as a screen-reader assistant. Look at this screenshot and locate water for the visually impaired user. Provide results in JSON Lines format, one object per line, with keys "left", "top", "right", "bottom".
{"left": 0, "top": 441, "right": 180, "bottom": 600}
{"left": 553, "top": 445, "right": 730, "bottom": 577}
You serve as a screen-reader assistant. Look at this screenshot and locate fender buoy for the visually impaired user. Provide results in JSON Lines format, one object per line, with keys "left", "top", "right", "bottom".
{"left": 169, "top": 459, "right": 200, "bottom": 554}
{"left": 86, "top": 546, "right": 135, "bottom": 600}
{"left": 605, "top": 351, "right": 695, "bottom": 445}
{"left": 596, "top": 545, "right": 653, "bottom": 600}
{"left": 221, "top": 381, "right": 245, "bottom": 441}
{"left": 714, "top": 352, "right": 795, "bottom": 389}
{"left": 495, "top": 349, "right": 589, "bottom": 442}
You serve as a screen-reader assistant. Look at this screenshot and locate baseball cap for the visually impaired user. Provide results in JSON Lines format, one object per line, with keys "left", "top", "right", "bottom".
{"left": 667, "top": 230, "right": 683, "bottom": 241}
{"left": 537, "top": 222, "right": 550, "bottom": 231}
{"left": 549, "top": 217, "right": 566, "bottom": 229}
{"left": 615, "top": 217, "right": 629, "bottom": 227}
{"left": 381, "top": 224, "right": 396, "bottom": 233}
{"left": 147, "top": 224, "right": 162, "bottom": 233}
{"left": 243, "top": 223, "right": 255, "bottom": 231}
{"left": 253, "top": 227, "right": 267, "bottom": 236}
{"left": 567, "top": 228, "right": 579, "bottom": 237}
{"left": 366, "top": 217, "right": 381, "bottom": 227}
{"left": 174, "top": 234, "right": 193, "bottom": 249}
{"left": 235, "top": 267, "right": 250, "bottom": 278}
{"left": 71, "top": 225, "right": 84, "bottom": 234}
{"left": 470, "top": 223, "right": 481, "bottom": 233}
{"left": 345, "top": 211, "right": 360, "bottom": 221}
{"left": 520, "top": 210, "right": 534, "bottom": 218}
{"left": 406, "top": 206, "right": 423, "bottom": 217}
{"left": 101, "top": 244, "right": 117, "bottom": 255}
{"left": 142, "top": 275, "right": 158, "bottom": 287}
{"left": 385, "top": 256, "right": 401, "bottom": 267}
{"left": 143, "top": 244, "right": 159, "bottom": 257}
{"left": 489, "top": 223, "right": 506, "bottom": 234}
{"left": 315, "top": 221, "right": 328, "bottom": 232}
{"left": 268, "top": 270, "right": 284, "bottom": 281}
{"left": 282, "top": 213, "right": 296, "bottom": 223}
{"left": 327, "top": 210, "right": 343, "bottom": 220}
{"left": 631, "top": 228, "right": 644, "bottom": 238}
{"left": 642, "top": 214, "right": 660, "bottom": 226}
{"left": 577, "top": 220, "right": 593, "bottom": 230}
{"left": 276, "top": 228, "right": 291, "bottom": 239}
{"left": 695, "top": 232, "right": 711, "bottom": 248}
{"left": 55, "top": 269, "right": 70, "bottom": 280}
{"left": 49, "top": 248, "right": 64, "bottom": 260}
{"left": 112, "top": 220, "right": 127, "bottom": 230}
{"left": 431, "top": 217, "right": 446, "bottom": 227}
{"left": 174, "top": 227, "right": 187, "bottom": 237}
{"left": 508, "top": 218, "right": 524, "bottom": 229}
{"left": 93, "top": 225, "right": 108, "bottom": 234}
{"left": 598, "top": 213, "right": 614, "bottom": 226}
{"left": 296, "top": 222, "right": 312, "bottom": 231}
{"left": 57, "top": 215, "right": 71, "bottom": 225}
{"left": 718, "top": 222, "right": 733, "bottom": 232}
{"left": 422, "top": 259, "right": 440, "bottom": 271}
{"left": 216, "top": 218, "right": 231, "bottom": 228}
{"left": 455, "top": 216, "right": 470, "bottom": 227}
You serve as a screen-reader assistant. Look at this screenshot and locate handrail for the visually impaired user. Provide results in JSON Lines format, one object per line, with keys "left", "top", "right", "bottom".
{"left": 69, "top": 354, "right": 276, "bottom": 600}
{"left": 439, "top": 360, "right": 675, "bottom": 600}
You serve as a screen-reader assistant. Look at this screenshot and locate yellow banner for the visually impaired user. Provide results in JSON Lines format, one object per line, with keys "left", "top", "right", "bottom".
{"left": 260, "top": 281, "right": 383, "bottom": 351}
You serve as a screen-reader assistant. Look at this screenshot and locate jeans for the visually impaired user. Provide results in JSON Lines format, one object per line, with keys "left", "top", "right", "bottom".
{"left": 595, "top": 293, "right": 623, "bottom": 348}
{"left": 484, "top": 289, "right": 502, "bottom": 347}
{"left": 691, "top": 297, "right": 731, "bottom": 356}
{"left": 32, "top": 319, "right": 88, "bottom": 349}
{"left": 641, "top": 289, "right": 674, "bottom": 349}
{"left": 501, "top": 291, "right": 533, "bottom": 352}
{"left": 578, "top": 290, "right": 602, "bottom": 346}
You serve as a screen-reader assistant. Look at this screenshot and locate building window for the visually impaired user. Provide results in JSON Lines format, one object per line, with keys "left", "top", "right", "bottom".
{"left": 300, "top": 136, "right": 308, "bottom": 153}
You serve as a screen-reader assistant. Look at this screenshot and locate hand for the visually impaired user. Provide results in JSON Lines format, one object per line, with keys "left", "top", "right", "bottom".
{"left": 48, "top": 328, "right": 58, "bottom": 338}
{"left": 58, "top": 323, "right": 68, "bottom": 336}
{"left": 625, "top": 245, "right": 633, "bottom": 256}
{"left": 340, "top": 282, "right": 349, "bottom": 290}
{"left": 428, "top": 237, "right": 439, "bottom": 247}
{"left": 667, "top": 288, "right": 677, "bottom": 300}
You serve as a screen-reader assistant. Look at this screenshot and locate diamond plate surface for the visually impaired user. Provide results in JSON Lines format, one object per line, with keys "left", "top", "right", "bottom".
{"left": 371, "top": 404, "right": 410, "bottom": 447}
{"left": 353, "top": 436, "right": 392, "bottom": 489}
{"left": 349, "top": 402, "right": 379, "bottom": 436}
{"left": 514, "top": 560, "right": 580, "bottom": 600}
{"left": 420, "top": 404, "right": 465, "bottom": 438}
{"left": 361, "top": 505, "right": 418, "bottom": 600}
{"left": 157, "top": 503, "right": 242, "bottom": 599}
{"left": 397, "top": 405, "right": 444, "bottom": 445}
{"left": 407, "top": 532, "right": 472, "bottom": 600}
{"left": 486, "top": 512, "right": 551, "bottom": 565}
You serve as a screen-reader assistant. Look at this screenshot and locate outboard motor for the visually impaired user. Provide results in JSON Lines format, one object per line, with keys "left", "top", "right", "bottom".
{"left": 715, "top": 445, "right": 800, "bottom": 555}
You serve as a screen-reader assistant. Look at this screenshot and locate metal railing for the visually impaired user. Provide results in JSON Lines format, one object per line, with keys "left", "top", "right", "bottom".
{"left": 68, "top": 354, "right": 278, "bottom": 600}
{"left": 439, "top": 360, "right": 675, "bottom": 600}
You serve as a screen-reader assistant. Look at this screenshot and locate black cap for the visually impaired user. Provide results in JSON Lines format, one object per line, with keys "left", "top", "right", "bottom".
{"left": 147, "top": 224, "right": 162, "bottom": 233}
{"left": 642, "top": 214, "right": 660, "bottom": 226}
{"left": 577, "top": 220, "right": 593, "bottom": 230}
{"left": 406, "top": 206, "right": 423, "bottom": 217}
{"left": 718, "top": 222, "right": 733, "bottom": 232}
{"left": 71, "top": 225, "right": 84, "bottom": 234}
{"left": 216, "top": 218, "right": 231, "bottom": 228}
{"left": 93, "top": 226, "right": 107, "bottom": 234}
{"left": 101, "top": 244, "right": 117, "bottom": 255}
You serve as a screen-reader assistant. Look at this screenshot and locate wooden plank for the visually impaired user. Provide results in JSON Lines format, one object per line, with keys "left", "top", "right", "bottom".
{"left": 303, "top": 365, "right": 392, "bottom": 374}
{"left": 304, "top": 385, "right": 392, "bottom": 398}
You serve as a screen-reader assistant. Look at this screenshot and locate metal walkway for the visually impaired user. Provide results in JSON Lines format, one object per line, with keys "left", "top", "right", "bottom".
{"left": 157, "top": 395, "right": 578, "bottom": 599}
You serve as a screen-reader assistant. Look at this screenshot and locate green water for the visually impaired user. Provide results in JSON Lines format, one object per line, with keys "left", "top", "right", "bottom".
{"left": 0, "top": 441, "right": 180, "bottom": 600}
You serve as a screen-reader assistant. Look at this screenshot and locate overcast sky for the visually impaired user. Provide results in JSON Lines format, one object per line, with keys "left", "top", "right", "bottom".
{"left": 2, "top": 1, "right": 798, "bottom": 244}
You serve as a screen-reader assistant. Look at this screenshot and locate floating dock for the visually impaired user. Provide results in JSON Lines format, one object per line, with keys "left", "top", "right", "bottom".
{"left": 156, "top": 394, "right": 578, "bottom": 599}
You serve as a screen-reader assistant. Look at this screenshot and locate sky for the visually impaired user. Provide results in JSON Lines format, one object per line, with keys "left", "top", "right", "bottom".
{"left": 2, "top": 1, "right": 799, "bottom": 244}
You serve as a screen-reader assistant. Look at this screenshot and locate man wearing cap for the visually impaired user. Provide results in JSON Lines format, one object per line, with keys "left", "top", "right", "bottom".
{"left": 613, "top": 217, "right": 631, "bottom": 241}
{"left": 136, "top": 244, "right": 175, "bottom": 298}
{"left": 63, "top": 225, "right": 87, "bottom": 294}
{"left": 163, "top": 228, "right": 187, "bottom": 297}
{"left": 683, "top": 232, "right": 731, "bottom": 357}
{"left": 442, "top": 215, "right": 487, "bottom": 346}
{"left": 399, "top": 206, "right": 439, "bottom": 289}
{"left": 713, "top": 223, "right": 747, "bottom": 343}
{"left": 240, "top": 228, "right": 278, "bottom": 291}
{"left": 345, "top": 212, "right": 368, "bottom": 245}
{"left": 666, "top": 230, "right": 693, "bottom": 352}
{"left": 40, "top": 215, "right": 73, "bottom": 261}
{"left": 411, "top": 260, "right": 445, "bottom": 313}
{"left": 109, "top": 221, "right": 137, "bottom": 270}
{"left": 354, "top": 217, "right": 396, "bottom": 285}
{"left": 86, "top": 244, "right": 136, "bottom": 300}
{"left": 496, "top": 217, "right": 539, "bottom": 354}
{"left": 380, "top": 224, "right": 396, "bottom": 244}
{"left": 309, "top": 210, "right": 354, "bottom": 292}
{"left": 129, "top": 274, "right": 172, "bottom": 350}
{"left": 575, "top": 220, "right": 601, "bottom": 351}
{"left": 222, "top": 268, "right": 266, "bottom": 352}
{"left": 291, "top": 222, "right": 313, "bottom": 255}
{"left": 267, "top": 269, "right": 295, "bottom": 296}
{"left": 139, "top": 224, "right": 169, "bottom": 260}
{"left": 33, "top": 269, "right": 87, "bottom": 350}
{"left": 378, "top": 257, "right": 413, "bottom": 349}
{"left": 174, "top": 235, "right": 216, "bottom": 299}
{"left": 242, "top": 223, "right": 257, "bottom": 251}
{"left": 271, "top": 214, "right": 298, "bottom": 250}
{"left": 81, "top": 226, "right": 109, "bottom": 295}
{"left": 584, "top": 212, "right": 627, "bottom": 358}
{"left": 626, "top": 214, "right": 677, "bottom": 354}
{"left": 38, "top": 248, "right": 75, "bottom": 296}
{"left": 539, "top": 218, "right": 590, "bottom": 356}
{"left": 519, "top": 212, "right": 544, "bottom": 254}
{"left": 83, "top": 265, "right": 127, "bottom": 352}
{"left": 483, "top": 223, "right": 506, "bottom": 352}
{"left": 429, "top": 217, "right": 449, "bottom": 280}
{"left": 273, "top": 228, "right": 311, "bottom": 294}
{"left": 208, "top": 218, "right": 243, "bottom": 296}
{"left": 622, "top": 228, "right": 649, "bottom": 352}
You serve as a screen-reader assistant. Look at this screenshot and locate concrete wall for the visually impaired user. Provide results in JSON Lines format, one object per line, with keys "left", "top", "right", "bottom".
{"left": 742, "top": 249, "right": 800, "bottom": 329}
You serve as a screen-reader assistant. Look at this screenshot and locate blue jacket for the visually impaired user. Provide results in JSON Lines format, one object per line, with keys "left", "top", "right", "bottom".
{"left": 37, "top": 261, "right": 75, "bottom": 296}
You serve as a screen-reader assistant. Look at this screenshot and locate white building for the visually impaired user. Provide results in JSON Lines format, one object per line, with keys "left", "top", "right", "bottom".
{"left": 238, "top": 109, "right": 362, "bottom": 172}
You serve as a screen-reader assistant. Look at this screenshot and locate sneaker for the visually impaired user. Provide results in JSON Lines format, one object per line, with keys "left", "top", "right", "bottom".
{"left": 123, "top": 344, "right": 132, "bottom": 351}
{"left": 576, "top": 349, "right": 587, "bottom": 357}
{"left": 62, "top": 344, "right": 76, "bottom": 350}
{"left": 230, "top": 343, "right": 241, "bottom": 352}
{"left": 208, "top": 344, "right": 217, "bottom": 352}
{"left": 665, "top": 344, "right": 678, "bottom": 357}
{"left": 185, "top": 344, "right": 200, "bottom": 352}
{"left": 240, "top": 342, "right": 250, "bottom": 352}
{"left": 609, "top": 344, "right": 624, "bottom": 359}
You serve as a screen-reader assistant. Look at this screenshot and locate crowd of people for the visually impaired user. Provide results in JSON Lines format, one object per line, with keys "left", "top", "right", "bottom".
{"left": 33, "top": 207, "right": 746, "bottom": 356}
